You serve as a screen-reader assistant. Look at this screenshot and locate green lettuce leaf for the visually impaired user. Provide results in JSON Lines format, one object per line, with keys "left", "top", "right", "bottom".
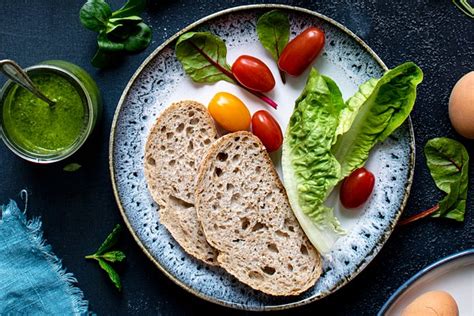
{"left": 282, "top": 68, "right": 345, "bottom": 254}
{"left": 333, "top": 62, "right": 423, "bottom": 178}
{"left": 335, "top": 78, "right": 378, "bottom": 139}
{"left": 282, "top": 62, "right": 423, "bottom": 254}
{"left": 425, "top": 137, "right": 469, "bottom": 221}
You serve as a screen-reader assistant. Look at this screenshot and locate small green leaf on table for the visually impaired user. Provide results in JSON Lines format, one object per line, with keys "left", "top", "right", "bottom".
{"left": 112, "top": 0, "right": 146, "bottom": 18}
{"left": 399, "top": 137, "right": 469, "bottom": 225}
{"left": 79, "top": 0, "right": 152, "bottom": 68}
{"left": 98, "top": 259, "right": 122, "bottom": 291}
{"left": 96, "top": 224, "right": 122, "bottom": 254}
{"left": 85, "top": 224, "right": 126, "bottom": 291}
{"left": 63, "top": 163, "right": 82, "bottom": 172}
{"left": 80, "top": 0, "right": 112, "bottom": 32}
{"left": 425, "top": 137, "right": 469, "bottom": 221}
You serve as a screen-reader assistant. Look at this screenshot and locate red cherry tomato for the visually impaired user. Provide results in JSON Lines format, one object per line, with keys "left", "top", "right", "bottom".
{"left": 278, "top": 27, "right": 325, "bottom": 76}
{"left": 340, "top": 168, "right": 375, "bottom": 209}
{"left": 251, "top": 110, "right": 283, "bottom": 152}
{"left": 231, "top": 55, "right": 276, "bottom": 92}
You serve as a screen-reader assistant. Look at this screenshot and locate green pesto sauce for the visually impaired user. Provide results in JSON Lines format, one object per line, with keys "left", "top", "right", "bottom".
{"left": 2, "top": 72, "right": 86, "bottom": 154}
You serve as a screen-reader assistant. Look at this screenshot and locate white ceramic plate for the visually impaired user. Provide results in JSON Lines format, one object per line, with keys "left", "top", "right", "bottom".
{"left": 379, "top": 249, "right": 474, "bottom": 315}
{"left": 109, "top": 4, "right": 415, "bottom": 310}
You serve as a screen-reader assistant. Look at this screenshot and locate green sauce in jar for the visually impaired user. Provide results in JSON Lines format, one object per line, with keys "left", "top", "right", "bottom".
{"left": 2, "top": 72, "right": 86, "bottom": 155}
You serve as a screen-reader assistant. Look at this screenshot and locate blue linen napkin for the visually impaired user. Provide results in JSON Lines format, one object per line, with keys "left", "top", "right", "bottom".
{"left": 0, "top": 198, "right": 89, "bottom": 315}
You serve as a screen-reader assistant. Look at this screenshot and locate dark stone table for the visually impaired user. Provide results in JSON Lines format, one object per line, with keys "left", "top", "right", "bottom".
{"left": 1, "top": 1, "right": 472, "bottom": 314}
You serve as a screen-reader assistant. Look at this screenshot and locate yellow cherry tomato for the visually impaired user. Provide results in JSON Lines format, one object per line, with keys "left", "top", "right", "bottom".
{"left": 208, "top": 92, "right": 251, "bottom": 131}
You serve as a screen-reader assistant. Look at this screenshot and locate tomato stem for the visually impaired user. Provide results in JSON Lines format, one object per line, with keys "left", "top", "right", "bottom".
{"left": 189, "top": 41, "right": 278, "bottom": 109}
{"left": 398, "top": 204, "right": 440, "bottom": 226}
{"left": 279, "top": 69, "right": 286, "bottom": 84}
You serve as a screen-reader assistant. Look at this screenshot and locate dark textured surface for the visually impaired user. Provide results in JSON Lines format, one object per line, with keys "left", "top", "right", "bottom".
{"left": 0, "top": 1, "right": 472, "bottom": 315}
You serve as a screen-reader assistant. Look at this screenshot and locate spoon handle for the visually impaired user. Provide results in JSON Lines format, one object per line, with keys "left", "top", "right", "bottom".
{"left": 0, "top": 59, "right": 55, "bottom": 106}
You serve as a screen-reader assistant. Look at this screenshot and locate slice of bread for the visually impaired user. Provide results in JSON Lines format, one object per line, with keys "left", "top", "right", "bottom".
{"left": 144, "top": 100, "right": 218, "bottom": 265}
{"left": 195, "top": 131, "right": 321, "bottom": 296}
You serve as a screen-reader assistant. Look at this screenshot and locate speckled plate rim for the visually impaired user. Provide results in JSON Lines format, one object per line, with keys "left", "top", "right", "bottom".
{"left": 377, "top": 249, "right": 474, "bottom": 315}
{"left": 109, "top": 4, "right": 416, "bottom": 310}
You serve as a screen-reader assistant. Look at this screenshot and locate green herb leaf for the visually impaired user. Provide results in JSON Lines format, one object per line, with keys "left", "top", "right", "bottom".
{"left": 424, "top": 137, "right": 469, "bottom": 221}
{"left": 96, "top": 224, "right": 122, "bottom": 255}
{"left": 101, "top": 250, "right": 127, "bottom": 262}
{"left": 80, "top": 0, "right": 112, "bottom": 32}
{"left": 85, "top": 225, "right": 125, "bottom": 291}
{"left": 107, "top": 15, "right": 142, "bottom": 30}
{"left": 98, "top": 259, "right": 122, "bottom": 291}
{"left": 80, "top": 0, "right": 151, "bottom": 68}
{"left": 175, "top": 32, "right": 234, "bottom": 84}
{"left": 63, "top": 163, "right": 82, "bottom": 172}
{"left": 97, "top": 31, "right": 125, "bottom": 52}
{"left": 256, "top": 10, "right": 290, "bottom": 62}
{"left": 123, "top": 22, "right": 152, "bottom": 52}
{"left": 106, "top": 21, "right": 123, "bottom": 34}
{"left": 112, "top": 0, "right": 146, "bottom": 19}
{"left": 452, "top": 0, "right": 474, "bottom": 18}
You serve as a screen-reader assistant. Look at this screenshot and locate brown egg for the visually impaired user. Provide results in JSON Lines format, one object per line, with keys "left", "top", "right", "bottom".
{"left": 402, "top": 290, "right": 459, "bottom": 316}
{"left": 449, "top": 71, "right": 474, "bottom": 139}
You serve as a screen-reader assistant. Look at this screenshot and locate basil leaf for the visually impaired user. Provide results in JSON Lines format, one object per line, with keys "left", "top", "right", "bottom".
{"left": 63, "top": 163, "right": 81, "bottom": 172}
{"left": 256, "top": 10, "right": 290, "bottom": 61}
{"left": 112, "top": 0, "right": 146, "bottom": 19}
{"left": 80, "top": 0, "right": 112, "bottom": 32}
{"left": 123, "top": 22, "right": 152, "bottom": 52}
{"left": 425, "top": 137, "right": 469, "bottom": 221}
{"left": 96, "top": 224, "right": 122, "bottom": 255}
{"left": 98, "top": 259, "right": 122, "bottom": 291}
{"left": 101, "top": 250, "right": 126, "bottom": 263}
{"left": 175, "top": 32, "right": 235, "bottom": 84}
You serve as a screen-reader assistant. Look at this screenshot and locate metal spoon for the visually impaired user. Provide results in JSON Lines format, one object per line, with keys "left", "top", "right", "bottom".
{"left": 0, "top": 59, "right": 55, "bottom": 106}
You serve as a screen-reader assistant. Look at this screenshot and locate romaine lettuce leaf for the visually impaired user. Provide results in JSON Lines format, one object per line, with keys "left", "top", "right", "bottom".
{"left": 282, "top": 69, "right": 345, "bottom": 254}
{"left": 282, "top": 62, "right": 423, "bottom": 255}
{"left": 333, "top": 62, "right": 423, "bottom": 178}
{"left": 335, "top": 78, "right": 378, "bottom": 139}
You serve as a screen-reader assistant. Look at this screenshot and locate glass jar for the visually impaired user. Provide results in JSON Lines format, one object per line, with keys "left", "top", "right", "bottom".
{"left": 0, "top": 60, "right": 102, "bottom": 163}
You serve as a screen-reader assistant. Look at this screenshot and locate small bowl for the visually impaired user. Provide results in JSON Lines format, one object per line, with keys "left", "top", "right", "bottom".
{"left": 0, "top": 60, "right": 102, "bottom": 163}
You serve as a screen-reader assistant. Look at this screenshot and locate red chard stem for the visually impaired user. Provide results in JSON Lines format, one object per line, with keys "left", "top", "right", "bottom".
{"left": 398, "top": 204, "right": 440, "bottom": 226}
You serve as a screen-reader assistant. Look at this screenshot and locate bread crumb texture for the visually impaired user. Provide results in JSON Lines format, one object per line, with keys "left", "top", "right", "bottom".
{"left": 144, "top": 101, "right": 218, "bottom": 265}
{"left": 196, "top": 131, "right": 322, "bottom": 296}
